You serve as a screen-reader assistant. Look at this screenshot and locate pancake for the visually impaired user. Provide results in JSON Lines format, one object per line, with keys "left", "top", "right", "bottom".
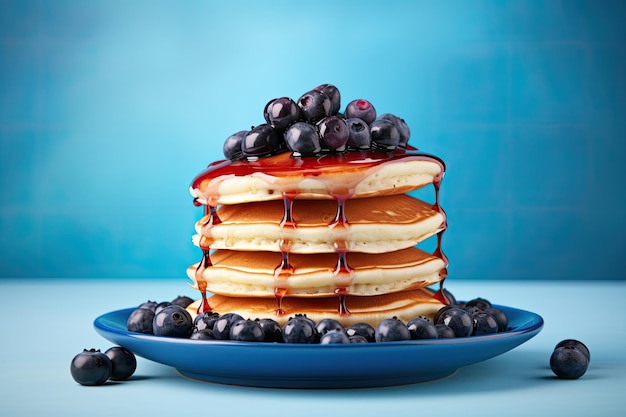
{"left": 186, "top": 288, "right": 445, "bottom": 327}
{"left": 193, "top": 194, "right": 446, "bottom": 254}
{"left": 190, "top": 150, "right": 444, "bottom": 206}
{"left": 187, "top": 247, "right": 446, "bottom": 298}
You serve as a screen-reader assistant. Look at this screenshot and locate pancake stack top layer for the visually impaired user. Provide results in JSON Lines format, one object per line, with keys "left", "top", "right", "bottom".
{"left": 187, "top": 85, "right": 449, "bottom": 326}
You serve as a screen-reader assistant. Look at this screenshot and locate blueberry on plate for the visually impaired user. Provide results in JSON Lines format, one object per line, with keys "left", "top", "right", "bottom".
{"left": 435, "top": 323, "right": 456, "bottom": 338}
{"left": 137, "top": 300, "right": 158, "bottom": 312}
{"left": 346, "top": 322, "right": 376, "bottom": 342}
{"left": 375, "top": 317, "right": 410, "bottom": 342}
{"left": 190, "top": 328, "right": 216, "bottom": 340}
{"left": 152, "top": 304, "right": 193, "bottom": 338}
{"left": 407, "top": 317, "right": 438, "bottom": 339}
{"left": 484, "top": 307, "right": 508, "bottom": 332}
{"left": 435, "top": 307, "right": 473, "bottom": 337}
{"left": 282, "top": 315, "right": 317, "bottom": 344}
{"left": 105, "top": 347, "right": 137, "bottom": 381}
{"left": 256, "top": 318, "right": 283, "bottom": 343}
{"left": 229, "top": 319, "right": 265, "bottom": 342}
{"left": 349, "top": 335, "right": 370, "bottom": 343}
{"left": 319, "top": 329, "right": 351, "bottom": 344}
{"left": 70, "top": 349, "right": 112, "bottom": 386}
{"left": 126, "top": 307, "right": 155, "bottom": 334}
{"left": 472, "top": 312, "right": 499, "bottom": 335}
{"left": 171, "top": 295, "right": 195, "bottom": 308}
{"left": 193, "top": 311, "right": 220, "bottom": 332}
{"left": 550, "top": 345, "right": 589, "bottom": 379}
{"left": 315, "top": 318, "right": 346, "bottom": 336}
{"left": 212, "top": 312, "right": 245, "bottom": 340}
{"left": 465, "top": 297, "right": 492, "bottom": 310}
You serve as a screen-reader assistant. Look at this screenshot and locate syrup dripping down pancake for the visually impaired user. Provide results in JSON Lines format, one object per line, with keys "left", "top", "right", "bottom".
{"left": 193, "top": 194, "right": 445, "bottom": 254}
{"left": 186, "top": 287, "right": 445, "bottom": 327}
{"left": 187, "top": 247, "right": 446, "bottom": 298}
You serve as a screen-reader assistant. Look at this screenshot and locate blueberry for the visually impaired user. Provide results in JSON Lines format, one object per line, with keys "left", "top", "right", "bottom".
{"left": 314, "top": 84, "right": 341, "bottom": 114}
{"left": 264, "top": 97, "right": 301, "bottom": 131}
{"left": 104, "top": 347, "right": 137, "bottom": 381}
{"left": 320, "top": 329, "right": 351, "bottom": 344}
{"left": 193, "top": 311, "right": 220, "bottom": 332}
{"left": 370, "top": 118, "right": 400, "bottom": 150}
{"left": 155, "top": 301, "right": 172, "bottom": 315}
{"left": 434, "top": 304, "right": 456, "bottom": 325}
{"left": 346, "top": 322, "right": 376, "bottom": 343}
{"left": 284, "top": 122, "right": 322, "bottom": 155}
{"left": 315, "top": 318, "right": 346, "bottom": 336}
{"left": 440, "top": 288, "right": 458, "bottom": 306}
{"left": 256, "top": 318, "right": 283, "bottom": 343}
{"left": 345, "top": 99, "right": 376, "bottom": 125}
{"left": 472, "top": 312, "right": 499, "bottom": 336}
{"left": 229, "top": 319, "right": 265, "bottom": 342}
{"left": 484, "top": 307, "right": 508, "bottom": 332}
{"left": 407, "top": 317, "right": 438, "bottom": 339}
{"left": 126, "top": 307, "right": 155, "bottom": 334}
{"left": 375, "top": 317, "right": 410, "bottom": 342}
{"left": 317, "top": 116, "right": 349, "bottom": 151}
{"left": 242, "top": 124, "right": 283, "bottom": 158}
{"left": 223, "top": 130, "right": 248, "bottom": 161}
{"left": 212, "top": 312, "right": 244, "bottom": 340}
{"left": 298, "top": 89, "right": 332, "bottom": 123}
{"left": 152, "top": 304, "right": 193, "bottom": 338}
{"left": 70, "top": 349, "right": 112, "bottom": 386}
{"left": 379, "top": 114, "right": 410, "bottom": 149}
{"left": 435, "top": 324, "right": 456, "bottom": 338}
{"left": 550, "top": 346, "right": 589, "bottom": 379}
{"left": 137, "top": 300, "right": 158, "bottom": 312}
{"left": 190, "top": 328, "right": 215, "bottom": 340}
{"left": 171, "top": 295, "right": 194, "bottom": 308}
{"left": 465, "top": 297, "right": 492, "bottom": 310}
{"left": 282, "top": 316, "right": 317, "bottom": 344}
{"left": 349, "top": 335, "right": 370, "bottom": 343}
{"left": 435, "top": 307, "right": 473, "bottom": 337}
{"left": 555, "top": 339, "right": 590, "bottom": 362}
{"left": 345, "top": 118, "right": 372, "bottom": 150}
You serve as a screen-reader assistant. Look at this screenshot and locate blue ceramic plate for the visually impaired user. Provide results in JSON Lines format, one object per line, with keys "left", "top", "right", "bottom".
{"left": 94, "top": 305, "right": 542, "bottom": 388}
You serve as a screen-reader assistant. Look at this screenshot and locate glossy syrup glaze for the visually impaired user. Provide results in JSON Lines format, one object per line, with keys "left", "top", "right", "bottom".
{"left": 191, "top": 149, "right": 448, "bottom": 315}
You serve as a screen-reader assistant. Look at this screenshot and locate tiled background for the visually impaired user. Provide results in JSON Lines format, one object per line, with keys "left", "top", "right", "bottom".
{"left": 1, "top": 0, "right": 624, "bottom": 280}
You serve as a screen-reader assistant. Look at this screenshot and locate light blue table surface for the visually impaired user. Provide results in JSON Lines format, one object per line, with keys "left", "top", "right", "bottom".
{"left": 1, "top": 279, "right": 624, "bottom": 417}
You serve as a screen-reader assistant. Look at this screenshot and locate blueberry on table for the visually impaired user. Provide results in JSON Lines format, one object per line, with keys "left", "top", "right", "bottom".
{"left": 345, "top": 99, "right": 377, "bottom": 125}
{"left": 375, "top": 317, "right": 410, "bottom": 342}
{"left": 282, "top": 316, "right": 317, "bottom": 344}
{"left": 407, "top": 317, "right": 438, "bottom": 339}
{"left": 550, "top": 345, "right": 589, "bottom": 379}
{"left": 212, "top": 312, "right": 245, "bottom": 340}
{"left": 105, "top": 347, "right": 137, "bottom": 381}
{"left": 126, "top": 307, "right": 155, "bottom": 334}
{"left": 345, "top": 118, "right": 372, "bottom": 150}
{"left": 229, "top": 319, "right": 265, "bottom": 342}
{"left": 152, "top": 304, "right": 193, "bottom": 338}
{"left": 555, "top": 339, "right": 590, "bottom": 362}
{"left": 70, "top": 349, "right": 112, "bottom": 386}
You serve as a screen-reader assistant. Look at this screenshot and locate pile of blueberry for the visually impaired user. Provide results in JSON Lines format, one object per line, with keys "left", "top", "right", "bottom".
{"left": 222, "top": 83, "right": 412, "bottom": 161}
{"left": 124, "top": 292, "right": 511, "bottom": 344}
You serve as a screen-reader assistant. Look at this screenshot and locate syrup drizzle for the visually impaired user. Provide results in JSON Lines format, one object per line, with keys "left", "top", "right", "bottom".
{"left": 190, "top": 149, "right": 448, "bottom": 315}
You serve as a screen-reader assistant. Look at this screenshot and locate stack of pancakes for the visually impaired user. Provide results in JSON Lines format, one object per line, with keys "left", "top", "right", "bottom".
{"left": 186, "top": 150, "right": 448, "bottom": 326}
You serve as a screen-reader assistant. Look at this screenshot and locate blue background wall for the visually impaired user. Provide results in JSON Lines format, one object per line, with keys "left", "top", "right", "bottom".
{"left": 1, "top": 0, "right": 624, "bottom": 280}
